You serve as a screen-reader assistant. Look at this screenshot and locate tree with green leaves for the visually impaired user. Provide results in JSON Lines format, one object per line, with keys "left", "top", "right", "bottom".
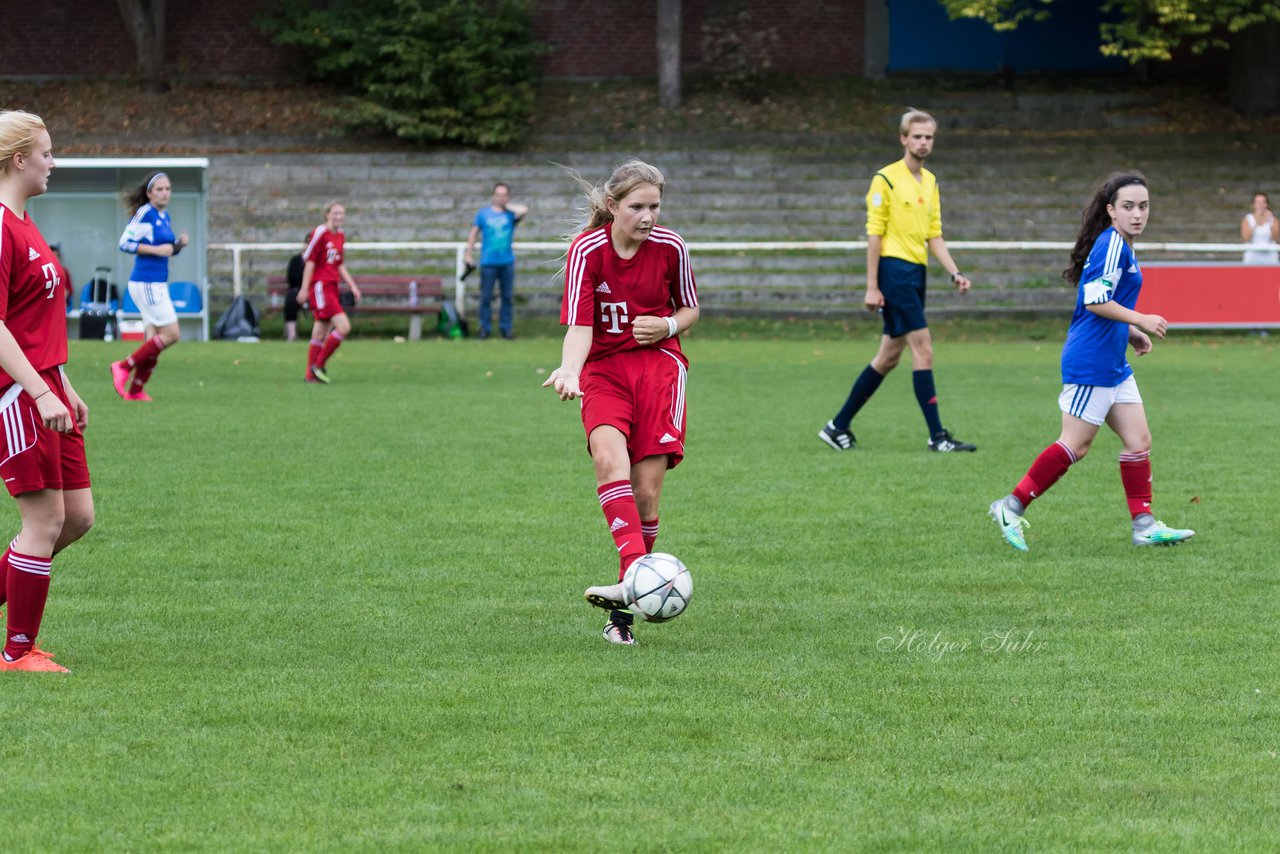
{"left": 260, "top": 0, "right": 546, "bottom": 149}
{"left": 937, "top": 1, "right": 1280, "bottom": 114}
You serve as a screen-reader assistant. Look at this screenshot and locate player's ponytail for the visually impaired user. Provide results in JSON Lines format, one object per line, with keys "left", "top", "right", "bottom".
{"left": 557, "top": 160, "right": 667, "bottom": 281}
{"left": 1063, "top": 171, "right": 1147, "bottom": 285}
{"left": 0, "top": 110, "right": 47, "bottom": 176}
{"left": 570, "top": 160, "right": 666, "bottom": 236}
{"left": 123, "top": 171, "right": 166, "bottom": 216}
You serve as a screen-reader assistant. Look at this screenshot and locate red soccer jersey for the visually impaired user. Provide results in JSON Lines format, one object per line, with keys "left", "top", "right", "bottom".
{"left": 303, "top": 225, "right": 345, "bottom": 283}
{"left": 561, "top": 222, "right": 698, "bottom": 365}
{"left": 0, "top": 205, "right": 68, "bottom": 386}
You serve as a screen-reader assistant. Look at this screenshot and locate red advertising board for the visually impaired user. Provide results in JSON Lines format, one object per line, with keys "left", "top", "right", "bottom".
{"left": 1138, "top": 264, "right": 1280, "bottom": 328}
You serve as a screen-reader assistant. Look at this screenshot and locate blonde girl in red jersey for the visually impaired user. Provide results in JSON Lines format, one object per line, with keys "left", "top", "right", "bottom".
{"left": 298, "top": 201, "right": 361, "bottom": 383}
{"left": 543, "top": 160, "right": 699, "bottom": 645}
{"left": 0, "top": 111, "right": 94, "bottom": 673}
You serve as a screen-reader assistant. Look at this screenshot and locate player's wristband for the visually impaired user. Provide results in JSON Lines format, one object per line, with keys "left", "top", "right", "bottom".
{"left": 665, "top": 316, "right": 679, "bottom": 338}
{"left": 950, "top": 271, "right": 963, "bottom": 283}
{"left": 32, "top": 389, "right": 51, "bottom": 401}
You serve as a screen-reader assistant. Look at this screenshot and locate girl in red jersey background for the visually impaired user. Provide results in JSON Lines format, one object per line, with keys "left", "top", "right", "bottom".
{"left": 0, "top": 111, "right": 94, "bottom": 673}
{"left": 543, "top": 160, "right": 699, "bottom": 645}
{"left": 299, "top": 201, "right": 362, "bottom": 383}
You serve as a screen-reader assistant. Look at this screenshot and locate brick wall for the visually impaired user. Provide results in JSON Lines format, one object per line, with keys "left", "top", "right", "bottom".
{"left": 0, "top": 0, "right": 303, "bottom": 81}
{"left": 2, "top": 0, "right": 863, "bottom": 82}
{"left": 534, "top": 0, "right": 864, "bottom": 77}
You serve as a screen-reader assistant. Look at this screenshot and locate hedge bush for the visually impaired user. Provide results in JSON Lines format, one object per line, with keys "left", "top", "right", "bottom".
{"left": 261, "top": 0, "right": 546, "bottom": 148}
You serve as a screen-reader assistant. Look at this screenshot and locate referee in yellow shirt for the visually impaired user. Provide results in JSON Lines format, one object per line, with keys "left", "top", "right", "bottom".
{"left": 819, "top": 109, "right": 977, "bottom": 453}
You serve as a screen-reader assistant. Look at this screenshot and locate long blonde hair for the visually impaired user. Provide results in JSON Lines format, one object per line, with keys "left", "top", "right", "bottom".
{"left": 0, "top": 110, "right": 47, "bottom": 176}
{"left": 572, "top": 160, "right": 665, "bottom": 236}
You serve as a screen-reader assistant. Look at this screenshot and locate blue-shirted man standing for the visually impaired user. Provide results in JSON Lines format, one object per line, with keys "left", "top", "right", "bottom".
{"left": 465, "top": 183, "right": 528, "bottom": 340}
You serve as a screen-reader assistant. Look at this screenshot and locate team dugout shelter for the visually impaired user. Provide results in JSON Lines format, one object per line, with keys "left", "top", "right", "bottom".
{"left": 30, "top": 157, "right": 210, "bottom": 340}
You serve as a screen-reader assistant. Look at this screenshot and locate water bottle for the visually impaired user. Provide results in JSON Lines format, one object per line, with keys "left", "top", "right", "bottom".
{"left": 104, "top": 320, "right": 114, "bottom": 342}
{"left": 408, "top": 279, "right": 419, "bottom": 307}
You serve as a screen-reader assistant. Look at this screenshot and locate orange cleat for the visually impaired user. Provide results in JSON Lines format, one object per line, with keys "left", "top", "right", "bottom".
{"left": 111, "top": 361, "right": 132, "bottom": 398}
{"left": 0, "top": 652, "right": 70, "bottom": 672}
{"left": 124, "top": 390, "right": 153, "bottom": 402}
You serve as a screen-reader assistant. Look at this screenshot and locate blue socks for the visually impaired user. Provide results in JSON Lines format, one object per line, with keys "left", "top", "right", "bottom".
{"left": 913, "top": 369, "right": 944, "bottom": 437}
{"left": 834, "top": 365, "right": 885, "bottom": 430}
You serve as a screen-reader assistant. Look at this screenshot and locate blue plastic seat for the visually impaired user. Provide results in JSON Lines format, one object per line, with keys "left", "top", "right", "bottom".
{"left": 119, "top": 282, "right": 202, "bottom": 315}
{"left": 168, "top": 281, "right": 203, "bottom": 314}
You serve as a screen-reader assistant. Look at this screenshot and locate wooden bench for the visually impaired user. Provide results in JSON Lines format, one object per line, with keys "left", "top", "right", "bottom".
{"left": 266, "top": 274, "right": 444, "bottom": 341}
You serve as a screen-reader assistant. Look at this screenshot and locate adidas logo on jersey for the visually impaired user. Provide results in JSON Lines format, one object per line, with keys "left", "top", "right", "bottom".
{"left": 609, "top": 517, "right": 628, "bottom": 532}
{"left": 28, "top": 247, "right": 40, "bottom": 262}
{"left": 595, "top": 281, "right": 612, "bottom": 294}
{"left": 659, "top": 433, "right": 678, "bottom": 444}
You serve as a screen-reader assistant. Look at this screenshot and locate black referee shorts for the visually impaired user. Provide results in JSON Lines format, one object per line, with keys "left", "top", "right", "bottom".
{"left": 878, "top": 256, "right": 928, "bottom": 338}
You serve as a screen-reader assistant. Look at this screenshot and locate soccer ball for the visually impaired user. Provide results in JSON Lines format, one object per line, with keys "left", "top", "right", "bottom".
{"left": 623, "top": 553, "right": 693, "bottom": 623}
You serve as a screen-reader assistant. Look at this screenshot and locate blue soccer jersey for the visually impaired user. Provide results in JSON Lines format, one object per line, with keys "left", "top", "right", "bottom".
{"left": 1060, "top": 227, "right": 1142, "bottom": 387}
{"left": 119, "top": 203, "right": 178, "bottom": 282}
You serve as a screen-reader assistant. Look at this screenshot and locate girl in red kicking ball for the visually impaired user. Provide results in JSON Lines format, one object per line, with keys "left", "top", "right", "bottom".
{"left": 544, "top": 161, "right": 699, "bottom": 645}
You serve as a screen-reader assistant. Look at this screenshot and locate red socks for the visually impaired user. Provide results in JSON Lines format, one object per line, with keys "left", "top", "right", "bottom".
{"left": 4, "top": 550, "right": 51, "bottom": 661}
{"left": 124, "top": 335, "right": 167, "bottom": 393}
{"left": 1013, "top": 440, "right": 1076, "bottom": 508}
{"left": 129, "top": 359, "right": 156, "bottom": 394}
{"left": 307, "top": 341, "right": 322, "bottom": 374}
{"left": 316, "top": 331, "right": 345, "bottom": 369}
{"left": 1119, "top": 450, "right": 1153, "bottom": 519}
{"left": 641, "top": 518, "right": 659, "bottom": 554}
{"left": 599, "top": 481, "right": 646, "bottom": 580}
{"left": 126, "top": 335, "right": 166, "bottom": 370}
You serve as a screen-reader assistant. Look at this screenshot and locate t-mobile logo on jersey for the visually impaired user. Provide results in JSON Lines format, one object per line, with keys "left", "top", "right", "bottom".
{"left": 600, "top": 301, "right": 629, "bottom": 333}
{"left": 40, "top": 262, "right": 60, "bottom": 300}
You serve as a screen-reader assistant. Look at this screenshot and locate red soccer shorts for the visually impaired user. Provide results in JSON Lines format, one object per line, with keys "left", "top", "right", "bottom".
{"left": 0, "top": 367, "right": 91, "bottom": 497}
{"left": 580, "top": 347, "right": 688, "bottom": 468}
{"left": 310, "top": 281, "right": 344, "bottom": 321}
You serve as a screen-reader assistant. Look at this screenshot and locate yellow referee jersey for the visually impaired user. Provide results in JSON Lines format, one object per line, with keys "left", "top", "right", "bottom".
{"left": 865, "top": 159, "right": 942, "bottom": 266}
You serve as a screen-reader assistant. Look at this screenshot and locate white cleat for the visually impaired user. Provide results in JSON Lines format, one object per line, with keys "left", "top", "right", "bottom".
{"left": 989, "top": 497, "right": 1030, "bottom": 552}
{"left": 584, "top": 582, "right": 629, "bottom": 611}
{"left": 1132, "top": 520, "right": 1196, "bottom": 546}
{"left": 602, "top": 615, "right": 637, "bottom": 645}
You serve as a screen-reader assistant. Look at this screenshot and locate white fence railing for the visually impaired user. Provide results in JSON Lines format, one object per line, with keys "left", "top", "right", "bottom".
{"left": 207, "top": 240, "right": 1259, "bottom": 315}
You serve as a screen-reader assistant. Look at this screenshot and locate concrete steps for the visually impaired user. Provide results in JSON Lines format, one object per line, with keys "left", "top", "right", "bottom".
{"left": 204, "top": 133, "right": 1268, "bottom": 316}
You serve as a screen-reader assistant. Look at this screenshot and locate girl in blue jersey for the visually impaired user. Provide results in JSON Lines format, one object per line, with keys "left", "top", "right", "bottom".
{"left": 989, "top": 171, "right": 1195, "bottom": 551}
{"left": 111, "top": 172, "right": 189, "bottom": 401}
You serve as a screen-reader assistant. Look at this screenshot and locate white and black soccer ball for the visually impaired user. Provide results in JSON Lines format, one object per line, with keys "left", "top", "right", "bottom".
{"left": 623, "top": 553, "right": 693, "bottom": 623}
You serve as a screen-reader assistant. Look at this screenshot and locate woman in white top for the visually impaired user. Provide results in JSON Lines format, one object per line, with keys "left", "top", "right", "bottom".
{"left": 1241, "top": 192, "right": 1279, "bottom": 264}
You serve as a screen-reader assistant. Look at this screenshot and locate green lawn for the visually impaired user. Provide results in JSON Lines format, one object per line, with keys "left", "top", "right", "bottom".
{"left": 4, "top": 330, "right": 1276, "bottom": 851}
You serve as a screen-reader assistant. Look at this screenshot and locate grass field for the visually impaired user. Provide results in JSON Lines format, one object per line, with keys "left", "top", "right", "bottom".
{"left": 3, "top": 329, "right": 1276, "bottom": 851}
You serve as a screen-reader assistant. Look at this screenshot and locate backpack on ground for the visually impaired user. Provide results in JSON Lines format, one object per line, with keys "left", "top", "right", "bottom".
{"left": 437, "top": 300, "right": 469, "bottom": 339}
{"left": 214, "top": 295, "right": 261, "bottom": 340}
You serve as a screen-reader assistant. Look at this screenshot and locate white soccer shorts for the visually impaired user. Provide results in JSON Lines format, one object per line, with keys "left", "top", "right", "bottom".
{"left": 127, "top": 281, "right": 178, "bottom": 328}
{"left": 1058, "top": 376, "right": 1142, "bottom": 426}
